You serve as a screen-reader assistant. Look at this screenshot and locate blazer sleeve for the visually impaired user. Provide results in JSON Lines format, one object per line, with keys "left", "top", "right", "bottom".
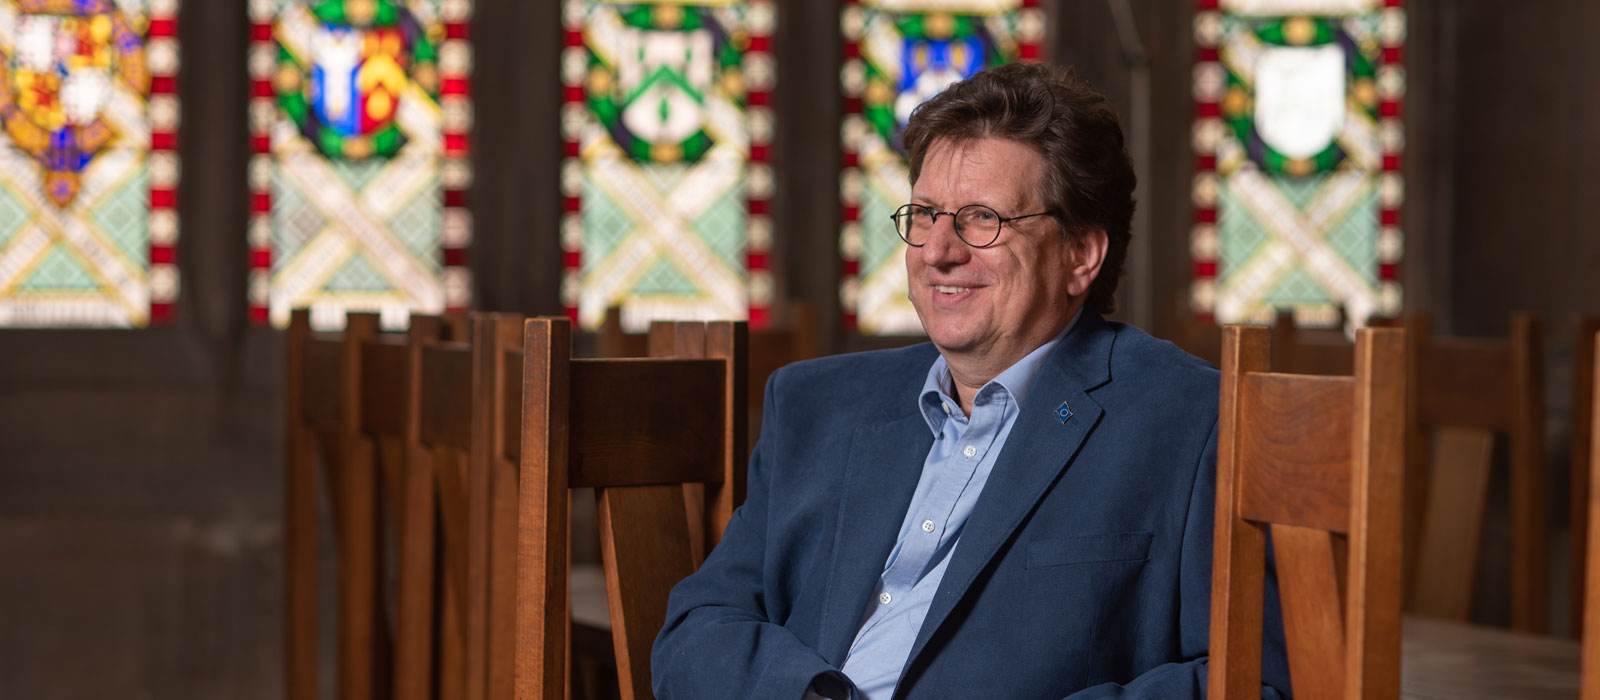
{"left": 652, "top": 370, "right": 842, "bottom": 700}
{"left": 1056, "top": 422, "right": 1292, "bottom": 700}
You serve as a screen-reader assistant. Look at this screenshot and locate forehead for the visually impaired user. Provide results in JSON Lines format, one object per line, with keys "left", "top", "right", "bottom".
{"left": 912, "top": 137, "right": 1044, "bottom": 207}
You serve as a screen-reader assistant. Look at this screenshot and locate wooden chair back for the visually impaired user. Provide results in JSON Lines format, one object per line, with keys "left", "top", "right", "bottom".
{"left": 1404, "top": 313, "right": 1546, "bottom": 632}
{"left": 592, "top": 304, "right": 813, "bottom": 447}
{"left": 1581, "top": 327, "right": 1600, "bottom": 698}
{"left": 596, "top": 307, "right": 648, "bottom": 359}
{"left": 1271, "top": 309, "right": 1355, "bottom": 376}
{"left": 1210, "top": 325, "right": 1405, "bottom": 700}
{"left": 287, "top": 311, "right": 461, "bottom": 700}
{"left": 515, "top": 317, "right": 747, "bottom": 700}
{"left": 1574, "top": 316, "right": 1600, "bottom": 640}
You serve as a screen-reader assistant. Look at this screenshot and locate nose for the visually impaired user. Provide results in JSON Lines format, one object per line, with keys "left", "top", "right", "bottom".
{"left": 919, "top": 215, "right": 971, "bottom": 267}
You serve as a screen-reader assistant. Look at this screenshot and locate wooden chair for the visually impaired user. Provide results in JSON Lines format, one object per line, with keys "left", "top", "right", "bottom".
{"left": 1574, "top": 316, "right": 1600, "bottom": 639}
{"left": 287, "top": 311, "right": 463, "bottom": 700}
{"left": 1210, "top": 325, "right": 1405, "bottom": 700}
{"left": 1404, "top": 313, "right": 1546, "bottom": 633}
{"left": 1581, "top": 327, "right": 1600, "bottom": 697}
{"left": 515, "top": 317, "right": 747, "bottom": 700}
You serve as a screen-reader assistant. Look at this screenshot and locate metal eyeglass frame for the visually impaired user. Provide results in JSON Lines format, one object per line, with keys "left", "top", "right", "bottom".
{"left": 890, "top": 203, "right": 1053, "bottom": 248}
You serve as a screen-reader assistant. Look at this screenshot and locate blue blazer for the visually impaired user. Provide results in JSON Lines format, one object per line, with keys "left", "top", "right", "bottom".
{"left": 654, "top": 312, "right": 1290, "bottom": 699}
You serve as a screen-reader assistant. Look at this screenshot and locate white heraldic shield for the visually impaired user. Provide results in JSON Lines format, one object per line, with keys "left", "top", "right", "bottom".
{"left": 1253, "top": 44, "right": 1345, "bottom": 160}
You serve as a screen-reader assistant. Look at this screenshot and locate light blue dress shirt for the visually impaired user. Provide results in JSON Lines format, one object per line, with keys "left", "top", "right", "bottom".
{"left": 836, "top": 316, "right": 1077, "bottom": 700}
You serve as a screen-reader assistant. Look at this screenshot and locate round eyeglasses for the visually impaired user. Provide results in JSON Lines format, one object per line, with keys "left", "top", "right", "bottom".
{"left": 890, "top": 203, "right": 1053, "bottom": 248}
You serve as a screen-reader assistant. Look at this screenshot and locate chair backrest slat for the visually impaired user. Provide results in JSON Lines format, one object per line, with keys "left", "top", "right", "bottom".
{"left": 1271, "top": 522, "right": 1347, "bottom": 700}
{"left": 598, "top": 484, "right": 698, "bottom": 700}
{"left": 420, "top": 342, "right": 473, "bottom": 449}
{"left": 1409, "top": 427, "right": 1494, "bottom": 621}
{"left": 1416, "top": 339, "right": 1512, "bottom": 429}
{"left": 302, "top": 335, "right": 345, "bottom": 429}
{"left": 565, "top": 359, "right": 728, "bottom": 487}
{"left": 1237, "top": 373, "right": 1355, "bottom": 534}
{"left": 359, "top": 338, "right": 410, "bottom": 435}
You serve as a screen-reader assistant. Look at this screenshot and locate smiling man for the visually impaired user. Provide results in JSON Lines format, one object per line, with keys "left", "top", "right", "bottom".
{"left": 653, "top": 62, "right": 1289, "bottom": 700}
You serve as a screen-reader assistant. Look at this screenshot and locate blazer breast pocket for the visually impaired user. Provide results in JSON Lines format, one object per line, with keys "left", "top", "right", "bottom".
{"left": 1025, "top": 532, "right": 1153, "bottom": 569}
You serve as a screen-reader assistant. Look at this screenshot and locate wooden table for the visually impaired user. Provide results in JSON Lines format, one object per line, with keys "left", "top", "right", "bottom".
{"left": 1403, "top": 616, "right": 1580, "bottom": 699}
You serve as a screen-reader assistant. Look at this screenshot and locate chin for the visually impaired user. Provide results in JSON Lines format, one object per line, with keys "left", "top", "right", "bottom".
{"left": 924, "top": 327, "right": 981, "bottom": 354}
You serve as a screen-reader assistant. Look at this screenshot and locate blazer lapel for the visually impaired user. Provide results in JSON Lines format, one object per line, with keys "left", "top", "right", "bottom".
{"left": 902, "top": 314, "right": 1117, "bottom": 670}
{"left": 818, "top": 411, "right": 932, "bottom": 664}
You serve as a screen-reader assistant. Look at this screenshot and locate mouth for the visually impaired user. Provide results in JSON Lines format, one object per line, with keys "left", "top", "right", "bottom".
{"left": 926, "top": 283, "right": 979, "bottom": 308}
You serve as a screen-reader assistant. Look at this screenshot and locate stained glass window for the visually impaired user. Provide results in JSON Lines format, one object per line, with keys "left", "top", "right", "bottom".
{"left": 1191, "top": 0, "right": 1404, "bottom": 328}
{"left": 561, "top": 0, "right": 774, "bottom": 332}
{"left": 249, "top": 0, "right": 472, "bottom": 330}
{"left": 839, "top": 0, "right": 1043, "bottom": 335}
{"left": 0, "top": 0, "right": 180, "bottom": 327}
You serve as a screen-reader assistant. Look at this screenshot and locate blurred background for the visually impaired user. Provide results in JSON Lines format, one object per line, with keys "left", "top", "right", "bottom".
{"left": 0, "top": 0, "right": 1594, "bottom": 697}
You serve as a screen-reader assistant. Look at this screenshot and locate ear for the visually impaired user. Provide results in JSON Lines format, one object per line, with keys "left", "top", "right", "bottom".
{"left": 1065, "top": 227, "right": 1109, "bottom": 298}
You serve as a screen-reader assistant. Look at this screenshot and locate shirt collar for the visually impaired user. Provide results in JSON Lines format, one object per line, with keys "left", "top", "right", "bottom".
{"left": 917, "top": 308, "right": 1083, "bottom": 435}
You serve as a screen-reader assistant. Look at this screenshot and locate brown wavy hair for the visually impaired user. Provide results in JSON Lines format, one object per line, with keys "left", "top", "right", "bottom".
{"left": 902, "top": 61, "right": 1136, "bottom": 315}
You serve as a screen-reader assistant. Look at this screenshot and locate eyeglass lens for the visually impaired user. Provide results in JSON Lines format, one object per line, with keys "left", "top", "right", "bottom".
{"left": 894, "top": 204, "right": 1002, "bottom": 247}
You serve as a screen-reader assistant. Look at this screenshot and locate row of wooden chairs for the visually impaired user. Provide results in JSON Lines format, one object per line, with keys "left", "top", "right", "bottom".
{"left": 285, "top": 310, "right": 748, "bottom": 700}
{"left": 1185, "top": 311, "right": 1554, "bottom": 635}
{"left": 293, "top": 311, "right": 1399, "bottom": 700}
{"left": 286, "top": 312, "right": 1413, "bottom": 700}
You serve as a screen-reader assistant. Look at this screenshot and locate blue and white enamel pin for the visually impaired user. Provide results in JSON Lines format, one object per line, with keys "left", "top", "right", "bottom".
{"left": 1055, "top": 401, "right": 1073, "bottom": 423}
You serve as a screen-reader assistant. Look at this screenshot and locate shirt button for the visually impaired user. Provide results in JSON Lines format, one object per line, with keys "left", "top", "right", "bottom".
{"left": 942, "top": 402, "right": 951, "bottom": 415}
{"left": 879, "top": 591, "right": 892, "bottom": 605}
{"left": 921, "top": 519, "right": 936, "bottom": 533}
{"left": 963, "top": 445, "right": 977, "bottom": 458}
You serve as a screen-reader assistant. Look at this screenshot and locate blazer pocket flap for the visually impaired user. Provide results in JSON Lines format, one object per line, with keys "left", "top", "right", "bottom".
{"left": 1026, "top": 532, "right": 1153, "bottom": 569}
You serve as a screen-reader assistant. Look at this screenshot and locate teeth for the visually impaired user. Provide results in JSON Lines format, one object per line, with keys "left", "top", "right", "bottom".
{"left": 934, "top": 285, "right": 968, "bottom": 294}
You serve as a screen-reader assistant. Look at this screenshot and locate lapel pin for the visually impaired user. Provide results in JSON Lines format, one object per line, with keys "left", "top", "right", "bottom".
{"left": 1055, "top": 401, "right": 1073, "bottom": 423}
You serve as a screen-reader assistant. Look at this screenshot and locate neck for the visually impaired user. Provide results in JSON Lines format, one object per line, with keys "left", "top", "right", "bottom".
{"left": 939, "top": 304, "right": 1086, "bottom": 416}
{"left": 943, "top": 360, "right": 998, "bottom": 418}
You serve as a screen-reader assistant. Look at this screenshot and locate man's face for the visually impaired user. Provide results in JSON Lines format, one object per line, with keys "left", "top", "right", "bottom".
{"left": 906, "top": 137, "right": 1098, "bottom": 370}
